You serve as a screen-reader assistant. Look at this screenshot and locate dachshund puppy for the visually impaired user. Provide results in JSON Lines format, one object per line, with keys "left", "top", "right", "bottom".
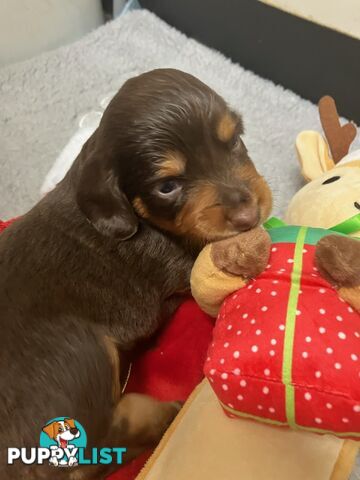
{"left": 0, "top": 69, "right": 272, "bottom": 479}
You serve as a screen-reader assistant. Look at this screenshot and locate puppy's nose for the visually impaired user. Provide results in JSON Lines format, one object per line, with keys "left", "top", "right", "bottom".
{"left": 227, "top": 206, "right": 259, "bottom": 231}
{"left": 70, "top": 428, "right": 79, "bottom": 435}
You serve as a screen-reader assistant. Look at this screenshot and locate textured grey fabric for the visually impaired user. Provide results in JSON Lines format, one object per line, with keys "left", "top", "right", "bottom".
{"left": 0, "top": 9, "right": 359, "bottom": 478}
{"left": 1, "top": 9, "right": 359, "bottom": 219}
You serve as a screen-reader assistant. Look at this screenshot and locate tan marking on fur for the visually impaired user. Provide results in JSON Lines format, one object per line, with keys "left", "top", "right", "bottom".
{"left": 156, "top": 151, "right": 186, "bottom": 177}
{"left": 136, "top": 183, "right": 228, "bottom": 243}
{"left": 217, "top": 114, "right": 236, "bottom": 142}
{"left": 233, "top": 164, "right": 273, "bottom": 222}
{"left": 133, "top": 197, "right": 149, "bottom": 219}
{"left": 42, "top": 421, "right": 57, "bottom": 439}
{"left": 140, "top": 216, "right": 176, "bottom": 234}
{"left": 338, "top": 286, "right": 360, "bottom": 313}
{"left": 141, "top": 161, "right": 271, "bottom": 244}
{"left": 135, "top": 388, "right": 199, "bottom": 480}
{"left": 112, "top": 393, "right": 180, "bottom": 445}
{"left": 103, "top": 336, "right": 121, "bottom": 403}
{"left": 176, "top": 183, "right": 225, "bottom": 237}
{"left": 145, "top": 171, "right": 271, "bottom": 244}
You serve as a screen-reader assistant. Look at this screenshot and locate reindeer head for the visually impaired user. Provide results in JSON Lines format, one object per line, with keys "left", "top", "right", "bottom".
{"left": 285, "top": 96, "right": 360, "bottom": 238}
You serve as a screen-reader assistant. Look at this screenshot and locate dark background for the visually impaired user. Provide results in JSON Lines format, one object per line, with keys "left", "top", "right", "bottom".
{"left": 139, "top": 0, "right": 360, "bottom": 124}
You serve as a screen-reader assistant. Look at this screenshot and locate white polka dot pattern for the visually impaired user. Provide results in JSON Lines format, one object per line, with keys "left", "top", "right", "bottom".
{"left": 204, "top": 236, "right": 360, "bottom": 437}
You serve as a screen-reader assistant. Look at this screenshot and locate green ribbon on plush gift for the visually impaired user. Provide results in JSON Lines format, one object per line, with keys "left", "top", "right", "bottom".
{"left": 222, "top": 214, "right": 360, "bottom": 434}
{"left": 264, "top": 213, "right": 360, "bottom": 236}
{"left": 330, "top": 213, "right": 360, "bottom": 235}
{"left": 263, "top": 217, "right": 287, "bottom": 229}
{"left": 261, "top": 214, "right": 360, "bottom": 434}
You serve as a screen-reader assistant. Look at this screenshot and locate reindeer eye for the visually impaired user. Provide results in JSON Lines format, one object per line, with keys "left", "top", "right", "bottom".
{"left": 322, "top": 176, "right": 340, "bottom": 185}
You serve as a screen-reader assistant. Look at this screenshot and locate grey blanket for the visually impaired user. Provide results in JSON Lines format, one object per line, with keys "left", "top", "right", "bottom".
{"left": 1, "top": 9, "right": 358, "bottom": 219}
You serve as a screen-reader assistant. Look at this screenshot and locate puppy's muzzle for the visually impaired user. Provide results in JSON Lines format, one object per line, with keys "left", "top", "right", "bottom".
{"left": 226, "top": 206, "right": 260, "bottom": 231}
{"left": 222, "top": 186, "right": 260, "bottom": 232}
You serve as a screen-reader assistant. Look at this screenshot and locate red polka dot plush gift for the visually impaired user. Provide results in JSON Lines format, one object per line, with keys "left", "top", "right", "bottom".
{"left": 191, "top": 96, "right": 360, "bottom": 439}
{"left": 205, "top": 225, "right": 360, "bottom": 438}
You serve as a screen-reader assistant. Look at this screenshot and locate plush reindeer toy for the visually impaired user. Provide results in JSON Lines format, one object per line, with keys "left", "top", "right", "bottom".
{"left": 191, "top": 96, "right": 360, "bottom": 438}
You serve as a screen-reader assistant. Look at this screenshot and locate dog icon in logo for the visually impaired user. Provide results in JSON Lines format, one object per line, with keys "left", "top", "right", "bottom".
{"left": 42, "top": 418, "right": 81, "bottom": 467}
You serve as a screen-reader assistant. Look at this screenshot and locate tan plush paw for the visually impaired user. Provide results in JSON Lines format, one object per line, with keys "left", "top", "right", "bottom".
{"left": 315, "top": 234, "right": 360, "bottom": 288}
{"left": 210, "top": 227, "right": 271, "bottom": 277}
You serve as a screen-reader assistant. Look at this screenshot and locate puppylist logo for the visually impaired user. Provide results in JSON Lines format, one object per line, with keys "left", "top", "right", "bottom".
{"left": 8, "top": 417, "right": 126, "bottom": 468}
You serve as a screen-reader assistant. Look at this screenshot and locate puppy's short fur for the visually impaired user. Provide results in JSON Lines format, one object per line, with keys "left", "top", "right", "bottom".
{"left": 0, "top": 69, "right": 272, "bottom": 479}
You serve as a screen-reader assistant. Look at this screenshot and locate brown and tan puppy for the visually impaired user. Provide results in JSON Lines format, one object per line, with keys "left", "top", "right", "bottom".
{"left": 0, "top": 68, "right": 272, "bottom": 479}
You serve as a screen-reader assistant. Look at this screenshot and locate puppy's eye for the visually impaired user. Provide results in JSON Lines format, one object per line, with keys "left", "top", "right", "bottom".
{"left": 355, "top": 202, "right": 360, "bottom": 211}
{"left": 159, "top": 180, "right": 179, "bottom": 194}
{"left": 322, "top": 176, "right": 340, "bottom": 185}
{"left": 58, "top": 428, "right": 63, "bottom": 433}
{"left": 231, "top": 136, "right": 241, "bottom": 148}
{"left": 155, "top": 180, "right": 182, "bottom": 199}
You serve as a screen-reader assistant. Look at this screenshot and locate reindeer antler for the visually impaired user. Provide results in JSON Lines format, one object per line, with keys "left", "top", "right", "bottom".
{"left": 318, "top": 96, "right": 357, "bottom": 163}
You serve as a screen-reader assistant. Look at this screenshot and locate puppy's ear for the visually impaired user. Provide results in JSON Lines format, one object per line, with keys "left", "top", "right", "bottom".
{"left": 42, "top": 422, "right": 57, "bottom": 439}
{"left": 76, "top": 150, "right": 138, "bottom": 240}
{"left": 64, "top": 418, "right": 76, "bottom": 429}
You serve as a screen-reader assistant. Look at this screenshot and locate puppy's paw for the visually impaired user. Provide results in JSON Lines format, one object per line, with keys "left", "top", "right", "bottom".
{"left": 153, "top": 400, "right": 183, "bottom": 440}
{"left": 49, "top": 457, "right": 59, "bottom": 467}
{"left": 211, "top": 227, "right": 271, "bottom": 278}
{"left": 164, "top": 400, "right": 183, "bottom": 422}
{"left": 315, "top": 235, "right": 360, "bottom": 288}
{"left": 169, "top": 400, "right": 183, "bottom": 413}
{"left": 68, "top": 457, "right": 78, "bottom": 467}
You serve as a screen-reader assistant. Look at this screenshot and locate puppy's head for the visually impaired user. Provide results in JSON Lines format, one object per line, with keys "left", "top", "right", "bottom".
{"left": 42, "top": 419, "right": 79, "bottom": 445}
{"left": 75, "top": 69, "right": 272, "bottom": 244}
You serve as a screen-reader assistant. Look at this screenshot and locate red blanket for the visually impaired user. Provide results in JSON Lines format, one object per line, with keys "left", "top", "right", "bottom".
{"left": 111, "top": 299, "right": 213, "bottom": 479}
{"left": 0, "top": 219, "right": 213, "bottom": 479}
